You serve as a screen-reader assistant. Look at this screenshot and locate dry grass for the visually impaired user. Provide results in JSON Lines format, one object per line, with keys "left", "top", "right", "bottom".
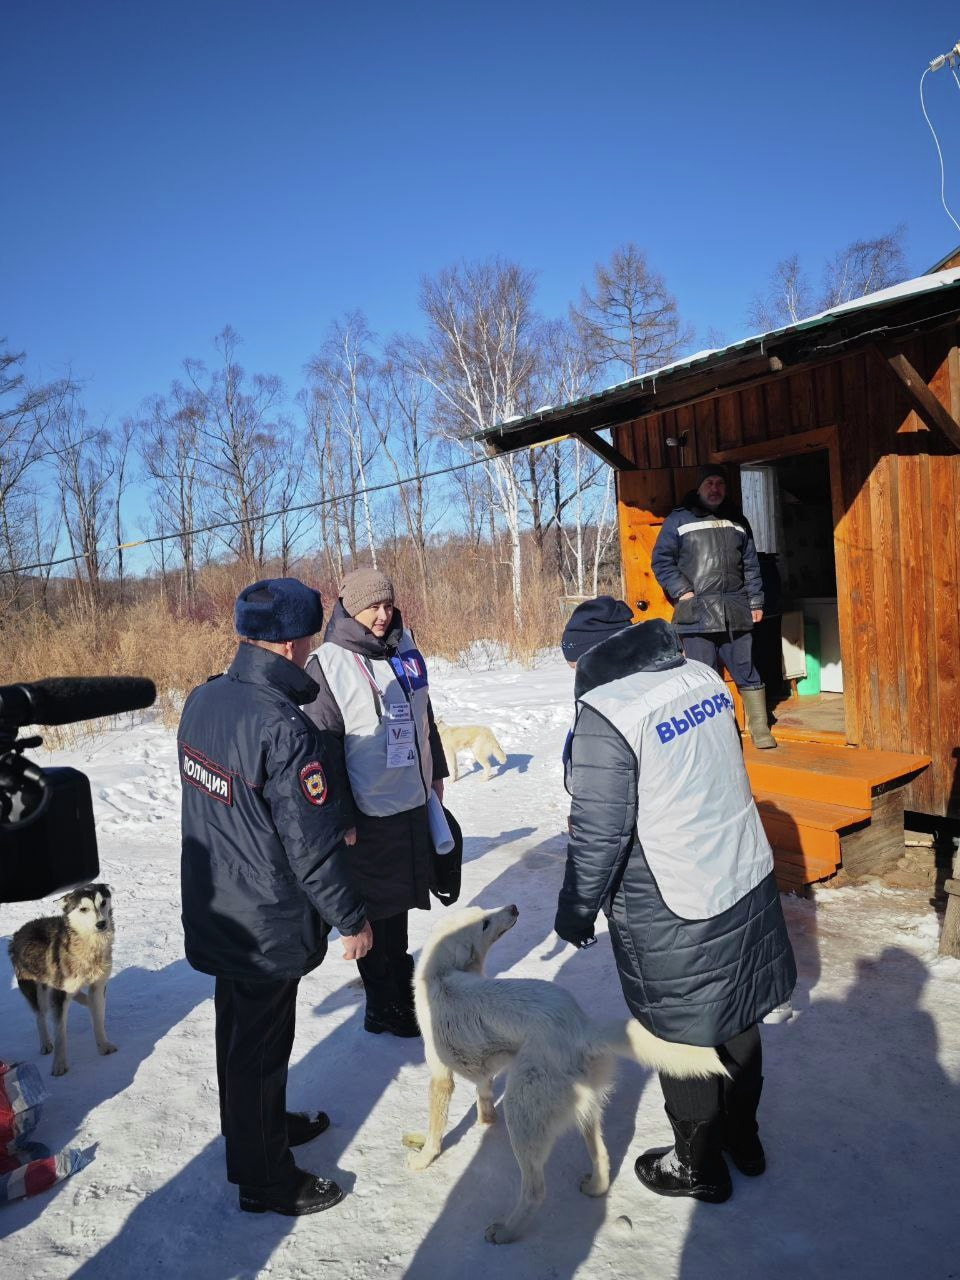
{"left": 0, "top": 553, "right": 621, "bottom": 744}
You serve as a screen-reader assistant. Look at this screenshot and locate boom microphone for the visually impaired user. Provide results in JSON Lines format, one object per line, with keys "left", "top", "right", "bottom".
{"left": 0, "top": 676, "right": 157, "bottom": 727}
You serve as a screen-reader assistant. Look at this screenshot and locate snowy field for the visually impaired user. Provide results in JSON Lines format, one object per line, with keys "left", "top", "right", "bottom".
{"left": 1, "top": 652, "right": 958, "bottom": 1280}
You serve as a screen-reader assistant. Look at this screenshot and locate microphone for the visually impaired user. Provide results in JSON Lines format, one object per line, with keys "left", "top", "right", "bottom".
{"left": 0, "top": 677, "right": 157, "bottom": 727}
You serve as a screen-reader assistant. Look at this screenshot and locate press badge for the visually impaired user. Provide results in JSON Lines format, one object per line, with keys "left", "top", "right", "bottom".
{"left": 386, "top": 702, "right": 412, "bottom": 721}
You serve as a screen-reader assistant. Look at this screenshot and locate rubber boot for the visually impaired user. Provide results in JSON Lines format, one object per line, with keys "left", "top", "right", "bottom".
{"left": 721, "top": 1075, "right": 766, "bottom": 1176}
{"left": 742, "top": 686, "right": 776, "bottom": 749}
{"left": 635, "top": 1112, "right": 732, "bottom": 1203}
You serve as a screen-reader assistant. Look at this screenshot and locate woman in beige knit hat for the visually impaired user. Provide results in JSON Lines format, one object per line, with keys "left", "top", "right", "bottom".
{"left": 302, "top": 569, "right": 448, "bottom": 1037}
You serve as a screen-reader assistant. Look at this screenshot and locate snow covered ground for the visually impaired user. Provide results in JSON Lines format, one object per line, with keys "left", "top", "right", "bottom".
{"left": 1, "top": 653, "right": 958, "bottom": 1280}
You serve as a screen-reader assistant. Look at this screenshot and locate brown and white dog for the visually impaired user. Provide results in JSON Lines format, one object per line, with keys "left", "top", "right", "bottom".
{"left": 8, "top": 883, "right": 116, "bottom": 1076}
{"left": 405, "top": 905, "right": 727, "bottom": 1243}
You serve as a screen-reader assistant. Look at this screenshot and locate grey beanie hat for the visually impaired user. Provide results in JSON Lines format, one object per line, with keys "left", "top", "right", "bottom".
{"left": 341, "top": 567, "right": 395, "bottom": 617}
{"left": 234, "top": 578, "right": 324, "bottom": 641}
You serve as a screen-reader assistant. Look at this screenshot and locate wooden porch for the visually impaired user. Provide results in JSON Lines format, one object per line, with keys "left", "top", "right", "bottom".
{"left": 742, "top": 738, "right": 931, "bottom": 890}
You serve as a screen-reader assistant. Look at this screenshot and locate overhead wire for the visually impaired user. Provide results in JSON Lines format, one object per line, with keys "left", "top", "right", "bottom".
{"left": 0, "top": 450, "right": 508, "bottom": 579}
{"left": 920, "top": 64, "right": 960, "bottom": 237}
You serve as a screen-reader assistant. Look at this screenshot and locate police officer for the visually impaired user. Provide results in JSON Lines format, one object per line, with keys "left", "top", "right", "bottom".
{"left": 554, "top": 612, "right": 795, "bottom": 1204}
{"left": 179, "top": 577, "right": 372, "bottom": 1217}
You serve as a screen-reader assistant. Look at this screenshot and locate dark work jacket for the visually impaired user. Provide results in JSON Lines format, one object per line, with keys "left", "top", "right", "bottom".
{"left": 651, "top": 492, "right": 763, "bottom": 634}
{"left": 179, "top": 643, "right": 366, "bottom": 980}
{"left": 554, "top": 620, "right": 796, "bottom": 1046}
{"left": 302, "top": 603, "right": 448, "bottom": 920}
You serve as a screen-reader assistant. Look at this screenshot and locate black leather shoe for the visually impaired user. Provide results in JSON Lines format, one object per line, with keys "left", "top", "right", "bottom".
{"left": 363, "top": 1004, "right": 420, "bottom": 1038}
{"left": 722, "top": 1135, "right": 766, "bottom": 1176}
{"left": 634, "top": 1147, "right": 732, "bottom": 1204}
{"left": 238, "top": 1169, "right": 344, "bottom": 1216}
{"left": 287, "top": 1111, "right": 330, "bottom": 1146}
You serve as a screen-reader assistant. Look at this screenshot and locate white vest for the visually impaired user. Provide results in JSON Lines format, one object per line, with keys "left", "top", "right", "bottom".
{"left": 312, "top": 631, "right": 434, "bottom": 818}
{"left": 579, "top": 659, "right": 773, "bottom": 920}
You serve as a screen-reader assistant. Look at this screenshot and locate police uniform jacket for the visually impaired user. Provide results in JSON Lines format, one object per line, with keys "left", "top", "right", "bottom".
{"left": 179, "top": 642, "right": 366, "bottom": 981}
{"left": 651, "top": 491, "right": 764, "bottom": 634}
{"left": 554, "top": 620, "right": 796, "bottom": 1047}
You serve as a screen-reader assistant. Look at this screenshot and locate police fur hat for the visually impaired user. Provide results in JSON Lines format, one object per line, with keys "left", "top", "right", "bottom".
{"left": 234, "top": 578, "right": 324, "bottom": 642}
{"left": 341, "top": 567, "right": 395, "bottom": 618}
{"left": 560, "top": 596, "right": 634, "bottom": 663}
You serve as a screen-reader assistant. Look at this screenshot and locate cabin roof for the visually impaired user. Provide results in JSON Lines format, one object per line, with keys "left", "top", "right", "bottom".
{"left": 478, "top": 268, "right": 960, "bottom": 456}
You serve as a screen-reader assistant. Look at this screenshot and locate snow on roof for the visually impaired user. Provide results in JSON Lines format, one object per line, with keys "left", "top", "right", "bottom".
{"left": 484, "top": 267, "right": 960, "bottom": 438}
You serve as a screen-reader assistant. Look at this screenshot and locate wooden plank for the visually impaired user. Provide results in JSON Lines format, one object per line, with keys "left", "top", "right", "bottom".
{"left": 789, "top": 368, "right": 816, "bottom": 433}
{"left": 740, "top": 384, "right": 766, "bottom": 445}
{"left": 712, "top": 424, "right": 837, "bottom": 465}
{"left": 752, "top": 792, "right": 870, "bottom": 830}
{"left": 867, "top": 450, "right": 907, "bottom": 754}
{"left": 930, "top": 454, "right": 960, "bottom": 817}
{"left": 716, "top": 393, "right": 741, "bottom": 451}
{"left": 694, "top": 396, "right": 719, "bottom": 460}
{"left": 763, "top": 375, "right": 790, "bottom": 440}
{"left": 675, "top": 403, "right": 697, "bottom": 465}
{"left": 897, "top": 444, "right": 936, "bottom": 797}
{"left": 840, "top": 790, "right": 907, "bottom": 879}
{"left": 839, "top": 352, "right": 879, "bottom": 748}
{"left": 744, "top": 739, "right": 930, "bottom": 809}
{"left": 813, "top": 361, "right": 840, "bottom": 426}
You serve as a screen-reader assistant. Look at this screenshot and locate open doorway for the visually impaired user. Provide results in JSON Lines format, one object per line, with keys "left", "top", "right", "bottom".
{"left": 740, "top": 449, "right": 845, "bottom": 738}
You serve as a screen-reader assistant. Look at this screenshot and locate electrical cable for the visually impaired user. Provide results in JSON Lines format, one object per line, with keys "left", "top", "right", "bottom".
{"left": 920, "top": 65, "right": 960, "bottom": 236}
{"left": 0, "top": 450, "right": 507, "bottom": 579}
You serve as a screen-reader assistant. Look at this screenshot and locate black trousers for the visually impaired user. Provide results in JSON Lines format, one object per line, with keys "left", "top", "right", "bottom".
{"left": 356, "top": 911, "right": 412, "bottom": 1012}
{"left": 659, "top": 1023, "right": 763, "bottom": 1134}
{"left": 214, "top": 975, "right": 299, "bottom": 1188}
{"left": 681, "top": 631, "right": 762, "bottom": 690}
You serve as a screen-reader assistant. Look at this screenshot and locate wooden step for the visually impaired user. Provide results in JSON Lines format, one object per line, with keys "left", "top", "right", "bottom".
{"left": 755, "top": 791, "right": 870, "bottom": 887}
{"left": 744, "top": 740, "right": 930, "bottom": 809}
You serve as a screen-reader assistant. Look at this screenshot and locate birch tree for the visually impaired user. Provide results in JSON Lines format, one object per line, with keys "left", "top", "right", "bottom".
{"left": 0, "top": 343, "right": 71, "bottom": 599}
{"left": 405, "top": 259, "right": 540, "bottom": 623}
{"left": 185, "top": 326, "right": 285, "bottom": 571}
{"left": 138, "top": 389, "right": 204, "bottom": 609}
{"left": 307, "top": 313, "right": 381, "bottom": 570}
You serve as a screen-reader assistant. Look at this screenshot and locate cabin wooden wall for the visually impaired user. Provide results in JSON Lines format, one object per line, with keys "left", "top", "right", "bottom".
{"left": 614, "top": 325, "right": 960, "bottom": 818}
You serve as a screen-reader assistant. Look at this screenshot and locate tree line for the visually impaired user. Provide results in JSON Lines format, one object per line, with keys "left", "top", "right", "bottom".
{"left": 0, "top": 228, "right": 908, "bottom": 655}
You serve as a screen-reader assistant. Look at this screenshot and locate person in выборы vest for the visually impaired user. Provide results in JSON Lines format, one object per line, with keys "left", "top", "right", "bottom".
{"left": 555, "top": 607, "right": 796, "bottom": 1204}
{"left": 302, "top": 568, "right": 448, "bottom": 1039}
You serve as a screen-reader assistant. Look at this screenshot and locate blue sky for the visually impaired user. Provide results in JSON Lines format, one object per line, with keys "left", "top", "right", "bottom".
{"left": 4, "top": 1, "right": 960, "bottom": 425}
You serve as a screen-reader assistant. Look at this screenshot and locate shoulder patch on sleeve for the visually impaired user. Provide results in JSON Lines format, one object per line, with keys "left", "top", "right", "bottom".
{"left": 299, "top": 760, "right": 328, "bottom": 806}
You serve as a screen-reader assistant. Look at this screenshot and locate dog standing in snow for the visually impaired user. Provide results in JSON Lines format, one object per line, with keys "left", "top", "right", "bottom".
{"left": 8, "top": 883, "right": 116, "bottom": 1076}
{"left": 435, "top": 720, "right": 507, "bottom": 782}
{"left": 405, "top": 905, "right": 727, "bottom": 1243}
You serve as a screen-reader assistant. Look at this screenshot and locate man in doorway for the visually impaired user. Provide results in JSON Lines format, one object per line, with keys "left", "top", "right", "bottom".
{"left": 651, "top": 462, "right": 776, "bottom": 749}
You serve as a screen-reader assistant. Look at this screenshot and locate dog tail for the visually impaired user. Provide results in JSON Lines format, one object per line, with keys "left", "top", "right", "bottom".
{"left": 602, "top": 1020, "right": 729, "bottom": 1080}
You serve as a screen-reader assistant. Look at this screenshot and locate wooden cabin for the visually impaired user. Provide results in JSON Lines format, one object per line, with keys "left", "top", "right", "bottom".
{"left": 480, "top": 268, "right": 960, "bottom": 891}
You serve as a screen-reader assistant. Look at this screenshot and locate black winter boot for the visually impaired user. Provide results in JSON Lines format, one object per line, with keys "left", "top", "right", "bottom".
{"left": 363, "top": 1003, "right": 420, "bottom": 1038}
{"left": 239, "top": 1167, "right": 344, "bottom": 1216}
{"left": 722, "top": 1075, "right": 765, "bottom": 1175}
{"left": 635, "top": 1116, "right": 732, "bottom": 1204}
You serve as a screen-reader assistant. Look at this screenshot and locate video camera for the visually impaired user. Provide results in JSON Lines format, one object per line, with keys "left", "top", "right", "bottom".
{"left": 0, "top": 677, "right": 157, "bottom": 902}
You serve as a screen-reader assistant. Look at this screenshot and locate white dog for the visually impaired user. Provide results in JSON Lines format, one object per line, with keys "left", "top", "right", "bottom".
{"left": 406, "top": 904, "right": 726, "bottom": 1243}
{"left": 8, "top": 883, "right": 116, "bottom": 1076}
{"left": 436, "top": 720, "right": 507, "bottom": 782}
